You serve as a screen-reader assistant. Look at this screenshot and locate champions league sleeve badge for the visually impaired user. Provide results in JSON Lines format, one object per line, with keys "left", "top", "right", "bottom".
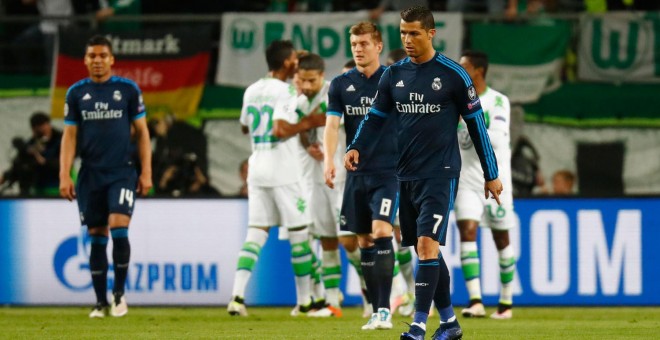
{"left": 432, "top": 77, "right": 442, "bottom": 91}
{"left": 467, "top": 86, "right": 477, "bottom": 100}
{"left": 113, "top": 90, "right": 122, "bottom": 101}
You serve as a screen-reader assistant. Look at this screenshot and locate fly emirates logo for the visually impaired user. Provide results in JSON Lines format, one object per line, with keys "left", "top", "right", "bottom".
{"left": 82, "top": 102, "right": 123, "bottom": 120}
{"left": 345, "top": 96, "right": 373, "bottom": 116}
{"left": 396, "top": 92, "right": 441, "bottom": 114}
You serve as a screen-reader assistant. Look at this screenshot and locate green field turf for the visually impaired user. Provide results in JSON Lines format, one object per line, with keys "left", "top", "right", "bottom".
{"left": 1, "top": 306, "right": 658, "bottom": 339}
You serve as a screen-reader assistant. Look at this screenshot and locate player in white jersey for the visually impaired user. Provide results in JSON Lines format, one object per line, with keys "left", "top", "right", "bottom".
{"left": 295, "top": 53, "right": 346, "bottom": 317}
{"left": 454, "top": 50, "right": 517, "bottom": 320}
{"left": 227, "top": 40, "right": 326, "bottom": 317}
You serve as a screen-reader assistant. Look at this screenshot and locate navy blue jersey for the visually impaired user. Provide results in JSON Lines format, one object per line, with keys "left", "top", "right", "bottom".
{"left": 327, "top": 66, "right": 397, "bottom": 175}
{"left": 64, "top": 76, "right": 146, "bottom": 168}
{"left": 349, "top": 52, "right": 498, "bottom": 181}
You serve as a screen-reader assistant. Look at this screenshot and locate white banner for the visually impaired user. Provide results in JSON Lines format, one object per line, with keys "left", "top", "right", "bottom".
{"left": 217, "top": 12, "right": 463, "bottom": 87}
{"left": 17, "top": 200, "right": 247, "bottom": 305}
{"left": 487, "top": 60, "right": 563, "bottom": 104}
{"left": 578, "top": 12, "right": 660, "bottom": 83}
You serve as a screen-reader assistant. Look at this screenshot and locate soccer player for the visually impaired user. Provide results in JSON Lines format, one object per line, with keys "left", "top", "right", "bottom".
{"left": 295, "top": 53, "right": 344, "bottom": 317}
{"left": 324, "top": 21, "right": 398, "bottom": 331}
{"left": 59, "top": 35, "right": 152, "bottom": 318}
{"left": 385, "top": 47, "right": 416, "bottom": 318}
{"left": 227, "top": 40, "right": 325, "bottom": 317}
{"left": 454, "top": 50, "right": 517, "bottom": 320}
{"left": 344, "top": 7, "right": 503, "bottom": 340}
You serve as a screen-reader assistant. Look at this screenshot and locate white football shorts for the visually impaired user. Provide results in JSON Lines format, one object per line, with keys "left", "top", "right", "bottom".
{"left": 248, "top": 182, "right": 312, "bottom": 229}
{"left": 454, "top": 186, "right": 514, "bottom": 231}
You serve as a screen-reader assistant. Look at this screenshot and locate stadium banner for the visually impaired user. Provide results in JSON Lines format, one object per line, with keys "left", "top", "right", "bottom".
{"left": 0, "top": 198, "right": 657, "bottom": 306}
{"left": 50, "top": 27, "right": 211, "bottom": 120}
{"left": 471, "top": 20, "right": 571, "bottom": 104}
{"left": 216, "top": 12, "right": 463, "bottom": 87}
{"left": 578, "top": 12, "right": 660, "bottom": 83}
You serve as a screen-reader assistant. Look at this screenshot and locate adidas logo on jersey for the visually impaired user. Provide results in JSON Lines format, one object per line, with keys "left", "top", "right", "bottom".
{"left": 346, "top": 85, "right": 356, "bottom": 92}
{"left": 82, "top": 93, "right": 92, "bottom": 100}
{"left": 396, "top": 80, "right": 405, "bottom": 87}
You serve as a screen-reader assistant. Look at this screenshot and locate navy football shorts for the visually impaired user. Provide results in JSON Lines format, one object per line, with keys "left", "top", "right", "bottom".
{"left": 399, "top": 177, "right": 458, "bottom": 247}
{"left": 339, "top": 173, "right": 398, "bottom": 235}
{"left": 76, "top": 166, "right": 138, "bottom": 227}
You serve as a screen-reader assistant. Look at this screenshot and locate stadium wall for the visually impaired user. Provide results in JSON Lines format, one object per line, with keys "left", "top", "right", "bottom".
{"left": 0, "top": 198, "right": 657, "bottom": 306}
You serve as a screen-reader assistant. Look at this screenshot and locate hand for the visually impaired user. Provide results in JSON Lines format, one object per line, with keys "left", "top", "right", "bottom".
{"left": 307, "top": 143, "right": 323, "bottom": 161}
{"left": 484, "top": 178, "right": 503, "bottom": 205}
{"left": 137, "top": 172, "right": 153, "bottom": 196}
{"left": 324, "top": 162, "right": 336, "bottom": 189}
{"left": 344, "top": 149, "right": 360, "bottom": 171}
{"left": 59, "top": 176, "right": 76, "bottom": 201}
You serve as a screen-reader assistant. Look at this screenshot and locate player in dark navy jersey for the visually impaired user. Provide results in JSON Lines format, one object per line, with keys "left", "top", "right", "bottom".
{"left": 59, "top": 35, "right": 152, "bottom": 319}
{"left": 323, "top": 22, "right": 398, "bottom": 330}
{"left": 344, "top": 7, "right": 503, "bottom": 340}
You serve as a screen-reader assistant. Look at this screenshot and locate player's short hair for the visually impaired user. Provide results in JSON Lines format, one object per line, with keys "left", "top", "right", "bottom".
{"left": 401, "top": 6, "right": 435, "bottom": 31}
{"left": 386, "top": 48, "right": 407, "bottom": 66}
{"left": 343, "top": 59, "right": 356, "bottom": 69}
{"left": 86, "top": 35, "right": 113, "bottom": 53}
{"left": 554, "top": 169, "right": 575, "bottom": 184}
{"left": 298, "top": 53, "right": 325, "bottom": 72}
{"left": 265, "top": 40, "right": 295, "bottom": 71}
{"left": 462, "top": 50, "right": 489, "bottom": 77}
{"left": 349, "top": 21, "right": 382, "bottom": 43}
{"left": 30, "top": 111, "right": 50, "bottom": 128}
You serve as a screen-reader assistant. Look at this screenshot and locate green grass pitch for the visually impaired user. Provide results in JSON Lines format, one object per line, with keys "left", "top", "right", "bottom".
{"left": 1, "top": 306, "right": 658, "bottom": 339}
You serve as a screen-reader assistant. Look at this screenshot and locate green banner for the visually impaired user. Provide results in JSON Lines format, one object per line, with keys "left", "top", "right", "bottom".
{"left": 471, "top": 20, "right": 571, "bottom": 103}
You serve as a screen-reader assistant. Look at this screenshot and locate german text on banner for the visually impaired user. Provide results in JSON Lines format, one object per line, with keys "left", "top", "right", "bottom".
{"left": 217, "top": 12, "right": 463, "bottom": 87}
{"left": 51, "top": 27, "right": 211, "bottom": 119}
{"left": 578, "top": 12, "right": 660, "bottom": 83}
{"left": 471, "top": 20, "right": 571, "bottom": 104}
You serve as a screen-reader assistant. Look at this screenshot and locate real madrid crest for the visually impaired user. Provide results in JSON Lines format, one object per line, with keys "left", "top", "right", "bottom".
{"left": 113, "top": 90, "right": 122, "bottom": 101}
{"left": 432, "top": 77, "right": 442, "bottom": 91}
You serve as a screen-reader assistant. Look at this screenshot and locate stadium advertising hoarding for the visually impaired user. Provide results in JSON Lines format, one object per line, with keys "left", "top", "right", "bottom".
{"left": 579, "top": 12, "right": 660, "bottom": 83}
{"left": 0, "top": 199, "right": 247, "bottom": 305}
{"left": 51, "top": 27, "right": 212, "bottom": 120}
{"left": 0, "top": 198, "right": 657, "bottom": 305}
{"left": 216, "top": 12, "right": 463, "bottom": 87}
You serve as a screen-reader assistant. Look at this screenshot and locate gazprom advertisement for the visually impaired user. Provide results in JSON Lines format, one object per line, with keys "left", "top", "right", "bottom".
{"left": 0, "top": 198, "right": 657, "bottom": 306}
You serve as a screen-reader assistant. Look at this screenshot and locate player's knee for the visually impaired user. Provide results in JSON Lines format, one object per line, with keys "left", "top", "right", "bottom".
{"left": 339, "top": 235, "right": 358, "bottom": 251}
{"left": 492, "top": 230, "right": 510, "bottom": 249}
{"left": 416, "top": 236, "right": 439, "bottom": 260}
{"left": 356, "top": 234, "right": 374, "bottom": 249}
{"left": 320, "top": 237, "right": 339, "bottom": 250}
{"left": 87, "top": 226, "right": 108, "bottom": 237}
{"left": 371, "top": 220, "right": 393, "bottom": 238}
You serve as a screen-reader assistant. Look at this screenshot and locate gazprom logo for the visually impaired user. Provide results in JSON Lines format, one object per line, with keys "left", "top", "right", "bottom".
{"left": 230, "top": 18, "right": 258, "bottom": 52}
{"left": 53, "top": 228, "right": 92, "bottom": 291}
{"left": 53, "top": 228, "right": 219, "bottom": 293}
